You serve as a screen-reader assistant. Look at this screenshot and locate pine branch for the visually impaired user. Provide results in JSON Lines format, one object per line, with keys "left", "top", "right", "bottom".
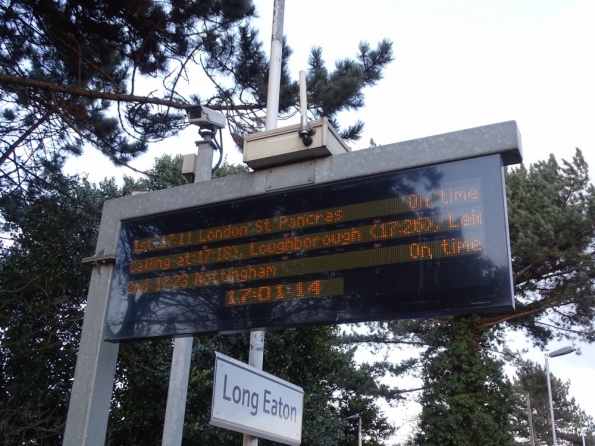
{"left": 0, "top": 73, "right": 260, "bottom": 111}
{"left": 479, "top": 296, "right": 583, "bottom": 328}
{"left": 395, "top": 387, "right": 424, "bottom": 394}
{"left": 0, "top": 110, "right": 52, "bottom": 167}
{"left": 479, "top": 307, "right": 543, "bottom": 327}
{"left": 48, "top": 95, "right": 148, "bottom": 176}
{"left": 336, "top": 332, "right": 426, "bottom": 346}
{"left": 535, "top": 320, "right": 590, "bottom": 335}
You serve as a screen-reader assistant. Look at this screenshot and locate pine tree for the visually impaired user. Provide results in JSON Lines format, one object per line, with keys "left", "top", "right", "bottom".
{"left": 0, "top": 173, "right": 116, "bottom": 444}
{"left": 0, "top": 0, "right": 393, "bottom": 203}
{"left": 357, "top": 149, "right": 595, "bottom": 444}
{"left": 511, "top": 360, "right": 594, "bottom": 445}
{"left": 498, "top": 150, "right": 595, "bottom": 345}
{"left": 0, "top": 156, "right": 399, "bottom": 444}
{"left": 108, "top": 326, "right": 397, "bottom": 446}
{"left": 411, "top": 316, "right": 515, "bottom": 446}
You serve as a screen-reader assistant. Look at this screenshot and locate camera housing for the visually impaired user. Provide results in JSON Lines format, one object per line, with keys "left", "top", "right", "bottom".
{"left": 185, "top": 105, "right": 227, "bottom": 129}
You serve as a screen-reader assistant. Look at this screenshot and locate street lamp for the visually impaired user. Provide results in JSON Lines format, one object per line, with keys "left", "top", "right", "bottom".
{"left": 545, "top": 346, "right": 576, "bottom": 446}
{"left": 345, "top": 414, "right": 362, "bottom": 446}
{"left": 582, "top": 428, "right": 595, "bottom": 446}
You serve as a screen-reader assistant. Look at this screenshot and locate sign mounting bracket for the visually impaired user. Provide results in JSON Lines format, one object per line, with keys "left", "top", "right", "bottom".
{"left": 265, "top": 160, "right": 316, "bottom": 192}
{"left": 82, "top": 248, "right": 116, "bottom": 273}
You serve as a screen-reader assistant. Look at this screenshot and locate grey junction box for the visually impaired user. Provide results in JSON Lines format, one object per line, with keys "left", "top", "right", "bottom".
{"left": 243, "top": 117, "right": 351, "bottom": 169}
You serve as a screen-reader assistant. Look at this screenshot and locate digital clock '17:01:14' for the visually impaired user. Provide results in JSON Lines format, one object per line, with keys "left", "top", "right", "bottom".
{"left": 225, "top": 278, "right": 344, "bottom": 307}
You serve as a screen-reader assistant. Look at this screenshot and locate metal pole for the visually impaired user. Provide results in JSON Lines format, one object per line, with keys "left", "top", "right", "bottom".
{"left": 242, "top": 331, "right": 265, "bottom": 446}
{"left": 243, "top": 1, "right": 284, "bottom": 445}
{"left": 358, "top": 417, "right": 362, "bottom": 446}
{"left": 526, "top": 393, "right": 536, "bottom": 446}
{"left": 162, "top": 338, "right": 193, "bottom": 445}
{"left": 63, "top": 263, "right": 120, "bottom": 446}
{"left": 162, "top": 137, "right": 214, "bottom": 446}
{"left": 264, "top": 0, "right": 284, "bottom": 131}
{"left": 545, "top": 354, "right": 558, "bottom": 446}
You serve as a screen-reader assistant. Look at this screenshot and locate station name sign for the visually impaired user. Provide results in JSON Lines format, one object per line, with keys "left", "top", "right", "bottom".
{"left": 210, "top": 352, "right": 303, "bottom": 445}
{"left": 105, "top": 154, "right": 514, "bottom": 341}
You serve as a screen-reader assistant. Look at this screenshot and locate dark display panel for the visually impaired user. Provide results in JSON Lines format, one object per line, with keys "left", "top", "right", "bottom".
{"left": 105, "top": 155, "right": 514, "bottom": 341}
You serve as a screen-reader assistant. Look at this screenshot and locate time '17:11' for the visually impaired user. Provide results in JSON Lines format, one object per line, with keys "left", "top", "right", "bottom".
{"left": 225, "top": 278, "right": 344, "bottom": 307}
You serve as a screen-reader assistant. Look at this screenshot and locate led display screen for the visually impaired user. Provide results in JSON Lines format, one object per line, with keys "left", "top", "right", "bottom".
{"left": 105, "top": 154, "right": 514, "bottom": 341}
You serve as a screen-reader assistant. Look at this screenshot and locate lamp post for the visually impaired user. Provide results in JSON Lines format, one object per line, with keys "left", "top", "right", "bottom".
{"left": 545, "top": 346, "right": 575, "bottom": 446}
{"left": 582, "top": 428, "right": 595, "bottom": 446}
{"left": 346, "top": 414, "right": 362, "bottom": 446}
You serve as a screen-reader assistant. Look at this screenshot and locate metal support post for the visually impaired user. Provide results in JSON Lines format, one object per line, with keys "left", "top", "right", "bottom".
{"left": 162, "top": 337, "right": 193, "bottom": 446}
{"left": 545, "top": 354, "right": 557, "bottom": 446}
{"left": 161, "top": 139, "right": 214, "bottom": 446}
{"left": 358, "top": 417, "right": 362, "bottom": 446}
{"left": 242, "top": 331, "right": 266, "bottom": 446}
{"left": 242, "top": 1, "right": 284, "bottom": 444}
{"left": 63, "top": 224, "right": 120, "bottom": 445}
{"left": 265, "top": 0, "right": 284, "bottom": 131}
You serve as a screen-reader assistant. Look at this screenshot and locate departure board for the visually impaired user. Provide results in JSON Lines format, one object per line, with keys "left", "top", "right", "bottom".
{"left": 105, "top": 154, "right": 514, "bottom": 341}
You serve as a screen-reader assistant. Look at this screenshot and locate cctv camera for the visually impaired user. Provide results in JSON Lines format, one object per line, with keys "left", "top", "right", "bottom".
{"left": 185, "top": 105, "right": 227, "bottom": 130}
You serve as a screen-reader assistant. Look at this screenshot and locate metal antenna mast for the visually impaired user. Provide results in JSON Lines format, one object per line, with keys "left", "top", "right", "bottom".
{"left": 243, "top": 1, "right": 285, "bottom": 445}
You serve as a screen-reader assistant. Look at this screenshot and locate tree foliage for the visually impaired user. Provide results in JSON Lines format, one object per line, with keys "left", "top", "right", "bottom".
{"left": 360, "top": 149, "right": 595, "bottom": 346}
{"left": 0, "top": 171, "right": 113, "bottom": 444}
{"left": 409, "top": 316, "right": 515, "bottom": 446}
{"left": 357, "top": 150, "right": 595, "bottom": 444}
{"left": 109, "top": 327, "right": 396, "bottom": 446}
{"left": 510, "top": 359, "right": 594, "bottom": 445}
{"left": 0, "top": 0, "right": 393, "bottom": 201}
{"left": 498, "top": 150, "right": 595, "bottom": 345}
{"left": 0, "top": 155, "right": 398, "bottom": 444}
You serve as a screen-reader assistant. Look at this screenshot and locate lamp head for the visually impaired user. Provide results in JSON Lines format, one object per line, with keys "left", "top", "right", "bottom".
{"left": 547, "top": 346, "right": 575, "bottom": 358}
